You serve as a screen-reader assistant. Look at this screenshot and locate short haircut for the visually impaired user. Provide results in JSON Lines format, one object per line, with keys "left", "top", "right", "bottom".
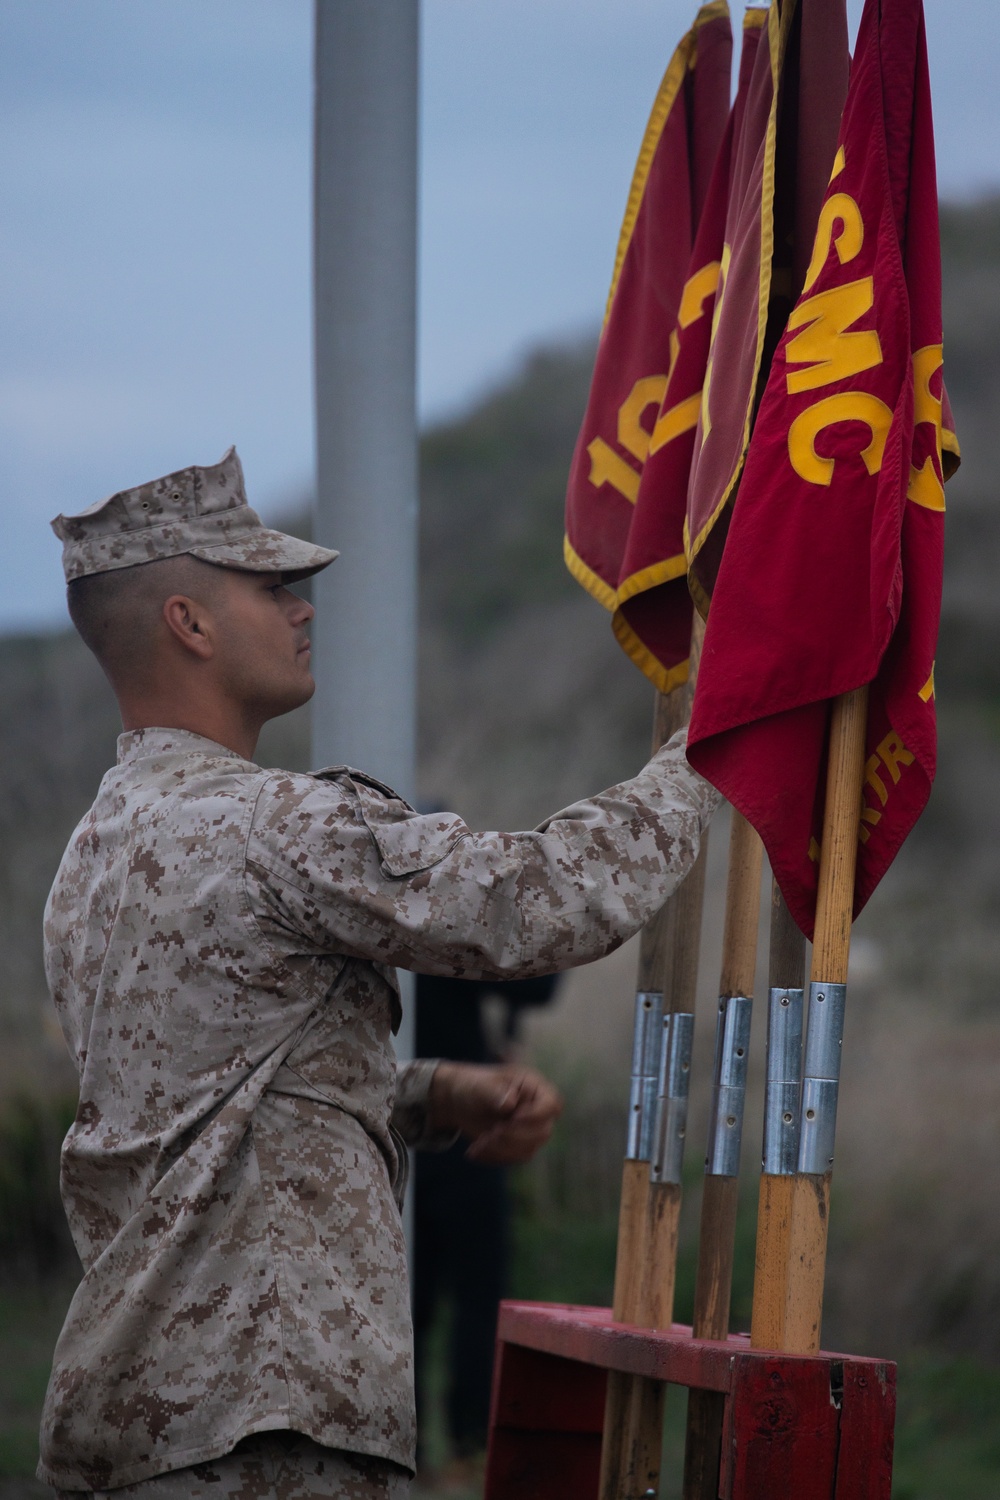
{"left": 67, "top": 555, "right": 226, "bottom": 686}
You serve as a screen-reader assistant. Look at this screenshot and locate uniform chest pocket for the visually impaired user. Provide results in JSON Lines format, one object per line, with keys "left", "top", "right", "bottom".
{"left": 349, "top": 776, "right": 468, "bottom": 879}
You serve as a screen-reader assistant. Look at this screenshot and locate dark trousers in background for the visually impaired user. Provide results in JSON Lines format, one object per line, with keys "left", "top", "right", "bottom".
{"left": 413, "top": 1143, "right": 508, "bottom": 1459}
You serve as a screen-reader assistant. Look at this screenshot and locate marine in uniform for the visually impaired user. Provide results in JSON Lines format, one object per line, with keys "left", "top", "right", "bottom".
{"left": 39, "top": 450, "right": 719, "bottom": 1498}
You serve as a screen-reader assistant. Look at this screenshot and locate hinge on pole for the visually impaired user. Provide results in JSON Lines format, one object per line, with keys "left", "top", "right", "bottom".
{"left": 762, "top": 986, "right": 804, "bottom": 1175}
{"left": 705, "top": 994, "right": 752, "bottom": 1176}
{"left": 797, "top": 981, "right": 847, "bottom": 1174}
{"left": 650, "top": 1011, "right": 694, "bottom": 1184}
{"left": 626, "top": 991, "right": 664, "bottom": 1161}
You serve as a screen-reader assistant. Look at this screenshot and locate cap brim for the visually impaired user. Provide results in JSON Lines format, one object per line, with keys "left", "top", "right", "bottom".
{"left": 187, "top": 528, "right": 338, "bottom": 583}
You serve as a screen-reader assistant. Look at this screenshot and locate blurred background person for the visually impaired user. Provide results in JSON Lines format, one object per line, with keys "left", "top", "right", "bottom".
{"left": 413, "top": 968, "right": 561, "bottom": 1486}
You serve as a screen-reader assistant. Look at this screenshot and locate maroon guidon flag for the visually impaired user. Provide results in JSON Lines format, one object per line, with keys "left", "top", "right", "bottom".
{"left": 615, "top": 0, "right": 850, "bottom": 694}
{"left": 685, "top": 0, "right": 851, "bottom": 617}
{"left": 688, "top": 0, "right": 960, "bottom": 937}
{"left": 612, "top": 7, "right": 767, "bottom": 693}
{"left": 564, "top": 0, "right": 732, "bottom": 688}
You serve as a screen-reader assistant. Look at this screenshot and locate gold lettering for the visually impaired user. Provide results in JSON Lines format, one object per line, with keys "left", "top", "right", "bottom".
{"left": 700, "top": 242, "right": 731, "bottom": 446}
{"left": 587, "top": 437, "right": 640, "bottom": 503}
{"left": 646, "top": 262, "right": 724, "bottom": 458}
{"left": 908, "top": 456, "right": 945, "bottom": 511}
{"left": 864, "top": 754, "right": 889, "bottom": 807}
{"left": 678, "top": 261, "right": 722, "bottom": 329}
{"left": 918, "top": 666, "right": 935, "bottom": 703}
{"left": 649, "top": 393, "right": 702, "bottom": 456}
{"left": 785, "top": 278, "right": 882, "bottom": 394}
{"left": 859, "top": 759, "right": 884, "bottom": 844}
{"left": 858, "top": 732, "right": 915, "bottom": 845}
{"left": 788, "top": 392, "right": 893, "bottom": 486}
{"left": 666, "top": 328, "right": 680, "bottom": 387}
{"left": 859, "top": 787, "right": 881, "bottom": 845}
{"left": 617, "top": 375, "right": 668, "bottom": 463}
{"left": 912, "top": 344, "right": 944, "bottom": 428}
{"left": 877, "top": 730, "right": 915, "bottom": 785}
{"left": 802, "top": 193, "right": 865, "bottom": 293}
{"left": 907, "top": 345, "right": 945, "bottom": 511}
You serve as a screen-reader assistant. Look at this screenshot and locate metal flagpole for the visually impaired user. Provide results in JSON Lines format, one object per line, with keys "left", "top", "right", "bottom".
{"left": 311, "top": 0, "right": 421, "bottom": 1233}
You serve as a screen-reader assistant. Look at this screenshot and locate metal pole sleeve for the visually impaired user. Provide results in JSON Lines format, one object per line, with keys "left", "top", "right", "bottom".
{"left": 626, "top": 992, "right": 664, "bottom": 1161}
{"left": 762, "top": 986, "right": 803, "bottom": 1175}
{"left": 797, "top": 981, "right": 847, "bottom": 1174}
{"left": 650, "top": 1012, "right": 694, "bottom": 1185}
{"left": 705, "top": 995, "right": 752, "bottom": 1177}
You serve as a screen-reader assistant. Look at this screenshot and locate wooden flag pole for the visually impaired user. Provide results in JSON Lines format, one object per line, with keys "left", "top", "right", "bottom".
{"left": 782, "top": 684, "right": 868, "bottom": 1352}
{"left": 597, "top": 683, "right": 692, "bottom": 1500}
{"left": 747, "top": 685, "right": 868, "bottom": 1357}
{"left": 617, "top": 679, "right": 712, "bottom": 1496}
{"left": 681, "top": 809, "right": 764, "bottom": 1500}
{"left": 750, "top": 879, "right": 807, "bottom": 1352}
{"left": 616, "top": 852, "right": 713, "bottom": 1500}
{"left": 599, "top": 619, "right": 709, "bottom": 1500}
{"left": 638, "top": 613, "right": 711, "bottom": 1332}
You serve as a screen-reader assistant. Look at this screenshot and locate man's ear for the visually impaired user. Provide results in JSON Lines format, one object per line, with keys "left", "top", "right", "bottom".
{"left": 162, "top": 595, "right": 215, "bottom": 660}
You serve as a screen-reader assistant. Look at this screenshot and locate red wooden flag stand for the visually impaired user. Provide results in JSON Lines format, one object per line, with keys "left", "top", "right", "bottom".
{"left": 484, "top": 1302, "right": 895, "bottom": 1500}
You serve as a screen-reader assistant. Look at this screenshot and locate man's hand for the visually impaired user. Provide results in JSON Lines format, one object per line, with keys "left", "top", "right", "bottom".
{"left": 427, "top": 1062, "right": 563, "bottom": 1165}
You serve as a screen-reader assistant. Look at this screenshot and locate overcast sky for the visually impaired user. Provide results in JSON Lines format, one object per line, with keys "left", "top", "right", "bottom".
{"left": 0, "top": 0, "right": 997, "bottom": 632}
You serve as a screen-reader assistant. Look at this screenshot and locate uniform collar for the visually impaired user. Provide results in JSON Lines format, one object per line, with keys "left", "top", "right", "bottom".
{"left": 116, "top": 726, "right": 258, "bottom": 768}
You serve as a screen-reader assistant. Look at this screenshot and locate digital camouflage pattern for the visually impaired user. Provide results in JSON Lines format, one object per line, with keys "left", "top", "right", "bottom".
{"left": 50, "top": 447, "right": 338, "bottom": 583}
{"left": 54, "top": 1430, "right": 409, "bottom": 1500}
{"left": 40, "top": 726, "right": 717, "bottom": 1490}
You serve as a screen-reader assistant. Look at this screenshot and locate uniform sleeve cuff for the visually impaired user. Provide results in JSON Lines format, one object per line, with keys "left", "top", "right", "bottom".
{"left": 392, "top": 1059, "right": 460, "bottom": 1150}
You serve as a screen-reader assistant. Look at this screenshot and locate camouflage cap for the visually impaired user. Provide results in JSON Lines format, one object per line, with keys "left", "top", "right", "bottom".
{"left": 51, "top": 447, "right": 338, "bottom": 584}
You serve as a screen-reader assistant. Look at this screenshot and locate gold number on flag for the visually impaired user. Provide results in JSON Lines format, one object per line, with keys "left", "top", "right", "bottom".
{"left": 586, "top": 259, "right": 725, "bottom": 502}
{"left": 587, "top": 438, "right": 642, "bottom": 503}
{"left": 587, "top": 375, "right": 668, "bottom": 504}
{"left": 647, "top": 260, "right": 722, "bottom": 457}
{"left": 700, "top": 243, "right": 731, "bottom": 446}
{"left": 618, "top": 375, "right": 668, "bottom": 461}
{"left": 677, "top": 260, "right": 722, "bottom": 328}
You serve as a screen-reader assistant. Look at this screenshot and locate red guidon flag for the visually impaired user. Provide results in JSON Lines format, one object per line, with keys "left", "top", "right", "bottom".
{"left": 685, "top": 0, "right": 851, "bottom": 617}
{"left": 612, "top": 8, "right": 767, "bottom": 692}
{"left": 564, "top": 1, "right": 732, "bottom": 663}
{"left": 683, "top": 0, "right": 794, "bottom": 618}
{"left": 608, "top": 0, "right": 849, "bottom": 694}
{"left": 688, "top": 0, "right": 960, "bottom": 937}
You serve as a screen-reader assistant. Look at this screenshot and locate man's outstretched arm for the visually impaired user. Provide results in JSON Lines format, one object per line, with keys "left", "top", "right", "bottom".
{"left": 248, "top": 728, "right": 719, "bottom": 982}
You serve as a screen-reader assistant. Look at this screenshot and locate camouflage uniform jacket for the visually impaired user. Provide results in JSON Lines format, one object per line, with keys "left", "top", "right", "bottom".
{"left": 38, "top": 726, "right": 718, "bottom": 1490}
